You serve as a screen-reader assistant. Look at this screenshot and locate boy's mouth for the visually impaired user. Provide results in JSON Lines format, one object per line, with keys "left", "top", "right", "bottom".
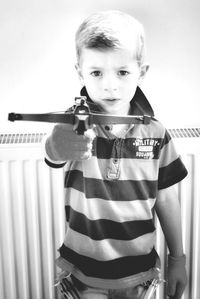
{"left": 103, "top": 98, "right": 119, "bottom": 102}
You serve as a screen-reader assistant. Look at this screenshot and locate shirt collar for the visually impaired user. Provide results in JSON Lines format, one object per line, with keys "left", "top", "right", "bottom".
{"left": 80, "top": 86, "right": 154, "bottom": 117}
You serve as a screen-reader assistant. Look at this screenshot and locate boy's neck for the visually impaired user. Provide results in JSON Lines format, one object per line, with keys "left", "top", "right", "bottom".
{"left": 107, "top": 123, "right": 131, "bottom": 138}
{"left": 107, "top": 104, "right": 131, "bottom": 116}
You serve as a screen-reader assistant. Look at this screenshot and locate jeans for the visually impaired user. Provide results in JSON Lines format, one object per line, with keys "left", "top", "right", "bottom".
{"left": 58, "top": 275, "right": 156, "bottom": 299}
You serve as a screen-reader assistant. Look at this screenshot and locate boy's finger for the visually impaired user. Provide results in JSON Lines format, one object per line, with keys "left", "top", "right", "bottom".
{"left": 172, "top": 283, "right": 185, "bottom": 299}
{"left": 84, "top": 128, "right": 96, "bottom": 141}
{"left": 167, "top": 280, "right": 176, "bottom": 298}
{"left": 87, "top": 142, "right": 93, "bottom": 151}
{"left": 81, "top": 150, "right": 92, "bottom": 160}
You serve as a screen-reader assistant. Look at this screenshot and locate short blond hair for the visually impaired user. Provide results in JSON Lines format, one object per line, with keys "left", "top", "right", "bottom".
{"left": 75, "top": 10, "right": 146, "bottom": 65}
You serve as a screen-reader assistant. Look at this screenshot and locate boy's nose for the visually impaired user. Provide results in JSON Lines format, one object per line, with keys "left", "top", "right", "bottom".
{"left": 103, "top": 76, "right": 118, "bottom": 91}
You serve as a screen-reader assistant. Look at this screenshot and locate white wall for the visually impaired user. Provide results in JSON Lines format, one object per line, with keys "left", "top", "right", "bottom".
{"left": 1, "top": 0, "right": 200, "bottom": 132}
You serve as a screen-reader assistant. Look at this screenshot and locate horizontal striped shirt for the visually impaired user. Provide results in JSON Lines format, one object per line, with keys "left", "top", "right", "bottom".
{"left": 46, "top": 87, "right": 188, "bottom": 289}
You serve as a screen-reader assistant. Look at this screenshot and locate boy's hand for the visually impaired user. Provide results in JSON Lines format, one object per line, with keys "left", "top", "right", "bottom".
{"left": 46, "top": 124, "right": 95, "bottom": 161}
{"left": 167, "top": 255, "right": 187, "bottom": 299}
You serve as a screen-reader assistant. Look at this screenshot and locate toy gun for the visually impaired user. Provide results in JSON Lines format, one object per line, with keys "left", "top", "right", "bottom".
{"left": 8, "top": 96, "right": 151, "bottom": 135}
{"left": 143, "top": 277, "right": 165, "bottom": 299}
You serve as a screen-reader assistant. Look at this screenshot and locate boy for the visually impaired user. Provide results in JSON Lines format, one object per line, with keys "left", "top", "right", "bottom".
{"left": 44, "top": 10, "right": 188, "bottom": 299}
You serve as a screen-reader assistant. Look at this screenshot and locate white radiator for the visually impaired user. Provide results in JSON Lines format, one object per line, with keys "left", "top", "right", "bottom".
{"left": 0, "top": 133, "right": 65, "bottom": 299}
{"left": 0, "top": 129, "right": 200, "bottom": 299}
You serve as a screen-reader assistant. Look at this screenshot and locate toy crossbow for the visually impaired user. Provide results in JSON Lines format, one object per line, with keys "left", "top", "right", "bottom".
{"left": 8, "top": 96, "right": 151, "bottom": 135}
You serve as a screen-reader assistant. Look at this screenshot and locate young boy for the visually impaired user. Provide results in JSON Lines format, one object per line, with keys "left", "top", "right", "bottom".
{"left": 44, "top": 10, "right": 188, "bottom": 299}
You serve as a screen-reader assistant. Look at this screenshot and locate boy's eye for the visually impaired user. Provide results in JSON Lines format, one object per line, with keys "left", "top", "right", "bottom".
{"left": 91, "top": 71, "right": 102, "bottom": 77}
{"left": 118, "top": 70, "right": 129, "bottom": 76}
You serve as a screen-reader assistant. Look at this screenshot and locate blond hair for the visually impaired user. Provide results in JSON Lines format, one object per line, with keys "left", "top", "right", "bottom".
{"left": 75, "top": 10, "right": 146, "bottom": 65}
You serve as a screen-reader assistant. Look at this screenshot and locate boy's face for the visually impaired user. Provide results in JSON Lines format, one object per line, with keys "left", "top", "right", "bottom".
{"left": 76, "top": 47, "right": 148, "bottom": 115}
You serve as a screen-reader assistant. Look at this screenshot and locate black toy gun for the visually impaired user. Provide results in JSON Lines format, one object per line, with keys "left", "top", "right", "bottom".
{"left": 8, "top": 96, "right": 151, "bottom": 135}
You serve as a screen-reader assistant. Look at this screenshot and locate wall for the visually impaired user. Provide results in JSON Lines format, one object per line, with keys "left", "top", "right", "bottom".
{"left": 1, "top": 0, "right": 200, "bottom": 132}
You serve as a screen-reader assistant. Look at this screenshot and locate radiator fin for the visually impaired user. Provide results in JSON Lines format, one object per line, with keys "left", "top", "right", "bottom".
{"left": 0, "top": 133, "right": 47, "bottom": 144}
{"left": 168, "top": 128, "right": 200, "bottom": 138}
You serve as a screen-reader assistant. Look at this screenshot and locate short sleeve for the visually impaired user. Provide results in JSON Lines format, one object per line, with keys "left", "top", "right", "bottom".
{"left": 44, "top": 158, "right": 66, "bottom": 168}
{"left": 158, "top": 130, "right": 188, "bottom": 189}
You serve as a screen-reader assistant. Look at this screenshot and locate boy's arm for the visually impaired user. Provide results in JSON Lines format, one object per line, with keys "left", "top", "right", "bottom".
{"left": 155, "top": 184, "right": 187, "bottom": 299}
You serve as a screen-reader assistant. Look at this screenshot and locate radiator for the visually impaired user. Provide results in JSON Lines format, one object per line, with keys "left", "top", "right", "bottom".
{"left": 0, "top": 133, "right": 65, "bottom": 299}
{"left": 0, "top": 129, "right": 200, "bottom": 299}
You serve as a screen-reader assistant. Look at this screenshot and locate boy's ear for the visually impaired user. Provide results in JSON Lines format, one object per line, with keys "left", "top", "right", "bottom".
{"left": 139, "top": 64, "right": 149, "bottom": 80}
{"left": 75, "top": 63, "right": 84, "bottom": 85}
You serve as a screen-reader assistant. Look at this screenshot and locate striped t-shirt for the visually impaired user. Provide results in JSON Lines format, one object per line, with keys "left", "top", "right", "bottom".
{"left": 45, "top": 87, "right": 188, "bottom": 289}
